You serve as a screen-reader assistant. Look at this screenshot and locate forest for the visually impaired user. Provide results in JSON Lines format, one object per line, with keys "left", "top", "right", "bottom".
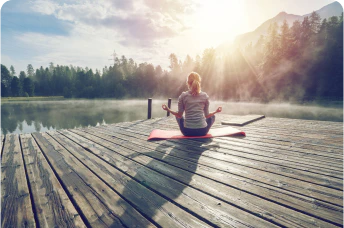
{"left": 1, "top": 12, "right": 343, "bottom": 102}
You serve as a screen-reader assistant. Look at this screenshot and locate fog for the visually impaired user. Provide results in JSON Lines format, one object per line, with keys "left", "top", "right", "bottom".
{"left": 1, "top": 99, "right": 342, "bottom": 134}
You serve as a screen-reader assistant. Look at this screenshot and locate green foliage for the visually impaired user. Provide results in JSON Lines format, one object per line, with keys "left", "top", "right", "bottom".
{"left": 23, "top": 77, "right": 34, "bottom": 97}
{"left": 10, "top": 65, "right": 16, "bottom": 77}
{"left": 11, "top": 76, "right": 21, "bottom": 97}
{"left": 63, "top": 87, "right": 73, "bottom": 98}
{"left": 1, "top": 82, "right": 10, "bottom": 97}
{"left": 27, "top": 64, "right": 34, "bottom": 77}
{"left": 19, "top": 71, "right": 26, "bottom": 82}
{"left": 1, "top": 64, "right": 12, "bottom": 88}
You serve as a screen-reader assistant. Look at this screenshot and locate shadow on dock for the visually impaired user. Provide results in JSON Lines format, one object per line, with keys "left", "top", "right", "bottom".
{"left": 116, "top": 138, "right": 214, "bottom": 227}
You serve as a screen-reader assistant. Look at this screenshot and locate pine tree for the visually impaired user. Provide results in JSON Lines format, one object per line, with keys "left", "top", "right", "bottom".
{"left": 279, "top": 20, "right": 291, "bottom": 58}
{"left": 1, "top": 64, "right": 12, "bottom": 91}
{"left": 23, "top": 77, "right": 35, "bottom": 96}
{"left": 309, "top": 11, "right": 321, "bottom": 34}
{"left": 11, "top": 76, "right": 21, "bottom": 96}
{"left": 10, "top": 65, "right": 16, "bottom": 77}
{"left": 262, "top": 22, "right": 279, "bottom": 73}
{"left": 27, "top": 64, "right": 34, "bottom": 77}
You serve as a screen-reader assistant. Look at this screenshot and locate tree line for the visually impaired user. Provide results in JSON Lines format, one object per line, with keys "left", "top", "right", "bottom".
{"left": 245, "top": 11, "right": 343, "bottom": 101}
{"left": 1, "top": 12, "right": 342, "bottom": 102}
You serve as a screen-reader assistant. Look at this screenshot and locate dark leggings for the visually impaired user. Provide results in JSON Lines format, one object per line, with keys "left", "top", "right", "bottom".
{"left": 176, "top": 115, "right": 215, "bottom": 136}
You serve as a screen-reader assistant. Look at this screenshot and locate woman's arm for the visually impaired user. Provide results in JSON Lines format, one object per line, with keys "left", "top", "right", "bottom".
{"left": 162, "top": 104, "right": 183, "bottom": 118}
{"left": 205, "top": 107, "right": 222, "bottom": 118}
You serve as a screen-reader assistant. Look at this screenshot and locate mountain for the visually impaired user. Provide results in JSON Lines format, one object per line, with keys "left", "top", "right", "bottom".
{"left": 304, "top": 1, "right": 343, "bottom": 19}
{"left": 229, "top": 1, "right": 343, "bottom": 48}
{"left": 233, "top": 12, "right": 302, "bottom": 48}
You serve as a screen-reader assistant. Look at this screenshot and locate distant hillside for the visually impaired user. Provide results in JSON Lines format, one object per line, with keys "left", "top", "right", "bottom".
{"left": 230, "top": 1, "right": 343, "bottom": 48}
{"left": 304, "top": 1, "right": 343, "bottom": 19}
{"left": 234, "top": 12, "right": 302, "bottom": 48}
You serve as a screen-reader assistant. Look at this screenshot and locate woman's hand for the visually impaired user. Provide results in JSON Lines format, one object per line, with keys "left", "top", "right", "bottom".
{"left": 205, "top": 106, "right": 222, "bottom": 118}
{"left": 162, "top": 104, "right": 182, "bottom": 118}
{"left": 216, "top": 107, "right": 222, "bottom": 113}
{"left": 162, "top": 104, "right": 169, "bottom": 111}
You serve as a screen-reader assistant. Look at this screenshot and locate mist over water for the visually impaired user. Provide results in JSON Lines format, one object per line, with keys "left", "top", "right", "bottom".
{"left": 1, "top": 99, "right": 342, "bottom": 134}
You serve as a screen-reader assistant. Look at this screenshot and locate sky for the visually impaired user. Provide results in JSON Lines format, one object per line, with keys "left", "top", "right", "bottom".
{"left": 0, "top": 0, "right": 341, "bottom": 74}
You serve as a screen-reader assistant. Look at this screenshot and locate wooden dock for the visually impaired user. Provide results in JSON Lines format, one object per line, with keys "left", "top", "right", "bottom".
{"left": 1, "top": 114, "right": 343, "bottom": 227}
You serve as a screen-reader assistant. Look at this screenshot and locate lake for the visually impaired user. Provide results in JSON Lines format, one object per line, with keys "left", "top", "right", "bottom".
{"left": 1, "top": 99, "right": 343, "bottom": 135}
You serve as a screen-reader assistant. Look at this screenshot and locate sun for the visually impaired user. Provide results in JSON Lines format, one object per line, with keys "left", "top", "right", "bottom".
{"left": 192, "top": 0, "right": 248, "bottom": 46}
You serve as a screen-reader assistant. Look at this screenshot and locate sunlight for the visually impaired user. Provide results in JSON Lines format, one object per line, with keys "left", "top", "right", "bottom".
{"left": 194, "top": 0, "right": 248, "bottom": 45}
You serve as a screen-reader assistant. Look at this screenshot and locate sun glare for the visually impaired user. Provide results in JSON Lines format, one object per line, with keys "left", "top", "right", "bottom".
{"left": 194, "top": 0, "right": 248, "bottom": 45}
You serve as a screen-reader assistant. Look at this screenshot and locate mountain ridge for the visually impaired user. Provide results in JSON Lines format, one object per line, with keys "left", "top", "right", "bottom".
{"left": 223, "top": 1, "right": 343, "bottom": 49}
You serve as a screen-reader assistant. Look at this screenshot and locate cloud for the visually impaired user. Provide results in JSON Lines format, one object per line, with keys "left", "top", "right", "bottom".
{"left": 13, "top": 25, "right": 171, "bottom": 71}
{"left": 101, "top": 14, "right": 177, "bottom": 46}
{"left": 27, "top": 0, "right": 196, "bottom": 46}
{"left": 30, "top": 0, "right": 58, "bottom": 15}
{"left": 108, "top": 0, "right": 134, "bottom": 11}
{"left": 2, "top": 0, "right": 197, "bottom": 73}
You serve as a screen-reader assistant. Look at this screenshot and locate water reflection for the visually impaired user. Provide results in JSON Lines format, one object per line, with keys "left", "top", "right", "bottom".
{"left": 1, "top": 99, "right": 342, "bottom": 134}
{"left": 1, "top": 100, "right": 160, "bottom": 135}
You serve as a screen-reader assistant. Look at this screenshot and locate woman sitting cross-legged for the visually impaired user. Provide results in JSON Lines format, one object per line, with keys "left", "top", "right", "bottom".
{"left": 162, "top": 72, "right": 222, "bottom": 136}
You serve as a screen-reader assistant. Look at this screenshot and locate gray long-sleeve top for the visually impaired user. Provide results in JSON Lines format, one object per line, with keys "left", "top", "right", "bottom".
{"left": 177, "top": 91, "right": 210, "bottom": 129}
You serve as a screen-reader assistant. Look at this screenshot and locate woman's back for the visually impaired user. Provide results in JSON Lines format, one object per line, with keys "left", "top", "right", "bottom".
{"left": 178, "top": 91, "right": 209, "bottom": 129}
{"left": 161, "top": 71, "right": 221, "bottom": 136}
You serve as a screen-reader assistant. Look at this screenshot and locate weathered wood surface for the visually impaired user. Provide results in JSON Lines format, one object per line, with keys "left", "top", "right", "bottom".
{"left": 32, "top": 132, "right": 154, "bottom": 228}
{"left": 20, "top": 134, "right": 86, "bottom": 228}
{"left": 1, "top": 134, "right": 35, "bottom": 228}
{"left": 50, "top": 130, "right": 209, "bottom": 228}
{"left": 1, "top": 114, "right": 343, "bottom": 227}
{"left": 91, "top": 120, "right": 343, "bottom": 225}
{"left": 67, "top": 129, "right": 278, "bottom": 227}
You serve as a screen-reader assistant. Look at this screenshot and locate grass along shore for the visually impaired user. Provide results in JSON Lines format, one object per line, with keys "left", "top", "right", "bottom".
{"left": 1, "top": 96, "right": 65, "bottom": 102}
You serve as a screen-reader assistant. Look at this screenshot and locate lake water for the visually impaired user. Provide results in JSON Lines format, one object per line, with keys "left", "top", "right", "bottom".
{"left": 1, "top": 99, "right": 342, "bottom": 135}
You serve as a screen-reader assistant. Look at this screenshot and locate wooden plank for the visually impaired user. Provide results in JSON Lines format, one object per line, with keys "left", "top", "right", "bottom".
{"left": 67, "top": 129, "right": 280, "bottom": 227}
{"left": 127, "top": 118, "right": 344, "bottom": 163}
{"left": 135, "top": 117, "right": 343, "bottom": 167}
{"left": 1, "top": 134, "right": 36, "bottom": 228}
{"left": 142, "top": 115, "right": 343, "bottom": 138}
{"left": 159, "top": 118, "right": 344, "bottom": 155}
{"left": 202, "top": 136, "right": 343, "bottom": 167}
{"left": 127, "top": 123, "right": 343, "bottom": 173}
{"left": 69, "top": 127, "right": 343, "bottom": 223}
{"left": 241, "top": 131, "right": 343, "bottom": 153}
{"left": 216, "top": 133, "right": 343, "bottom": 158}
{"left": 248, "top": 131, "right": 343, "bottom": 146}
{"left": 64, "top": 129, "right": 342, "bottom": 227}
{"left": 221, "top": 115, "right": 265, "bottom": 126}
{"left": 32, "top": 132, "right": 154, "bottom": 228}
{"left": 238, "top": 129, "right": 343, "bottom": 150}
{"left": 89, "top": 124, "right": 344, "bottom": 224}
{"left": 168, "top": 133, "right": 343, "bottom": 171}
{"left": 242, "top": 118, "right": 343, "bottom": 132}
{"left": 49, "top": 130, "right": 210, "bottom": 228}
{"left": 89, "top": 126, "right": 343, "bottom": 206}
{"left": 20, "top": 134, "right": 86, "bottom": 228}
{"left": 104, "top": 117, "right": 343, "bottom": 154}
{"left": 107, "top": 123, "right": 343, "bottom": 191}
{"left": 160, "top": 116, "right": 344, "bottom": 150}
{"left": 239, "top": 127, "right": 343, "bottom": 148}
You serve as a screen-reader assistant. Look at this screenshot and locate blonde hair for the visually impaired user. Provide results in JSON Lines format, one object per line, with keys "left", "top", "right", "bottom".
{"left": 187, "top": 72, "right": 201, "bottom": 95}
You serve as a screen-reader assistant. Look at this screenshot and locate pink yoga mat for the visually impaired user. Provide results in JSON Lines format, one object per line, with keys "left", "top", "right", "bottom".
{"left": 148, "top": 126, "right": 245, "bottom": 140}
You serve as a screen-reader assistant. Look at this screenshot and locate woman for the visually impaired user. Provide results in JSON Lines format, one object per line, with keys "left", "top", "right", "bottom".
{"left": 162, "top": 72, "right": 222, "bottom": 136}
